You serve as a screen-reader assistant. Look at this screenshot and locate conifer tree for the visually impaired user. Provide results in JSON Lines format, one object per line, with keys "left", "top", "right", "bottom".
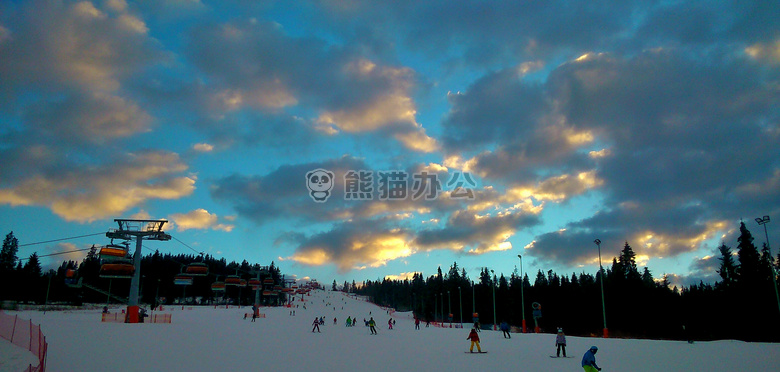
{"left": 716, "top": 243, "right": 737, "bottom": 287}
{"left": 0, "top": 231, "right": 19, "bottom": 273}
{"left": 736, "top": 221, "right": 761, "bottom": 286}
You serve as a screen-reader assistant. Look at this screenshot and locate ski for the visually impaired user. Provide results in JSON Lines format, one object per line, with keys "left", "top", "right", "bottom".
{"left": 465, "top": 351, "right": 488, "bottom": 354}
{"left": 549, "top": 356, "right": 573, "bottom": 358}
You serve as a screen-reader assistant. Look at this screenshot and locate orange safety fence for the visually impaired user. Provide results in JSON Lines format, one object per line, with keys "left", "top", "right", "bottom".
{"left": 101, "top": 313, "right": 172, "bottom": 324}
{"left": 0, "top": 310, "right": 47, "bottom": 372}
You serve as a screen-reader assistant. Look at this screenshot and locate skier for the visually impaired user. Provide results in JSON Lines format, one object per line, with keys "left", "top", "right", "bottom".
{"left": 415, "top": 317, "right": 420, "bottom": 330}
{"left": 368, "top": 317, "right": 377, "bottom": 334}
{"left": 500, "top": 321, "right": 511, "bottom": 338}
{"left": 581, "top": 346, "right": 601, "bottom": 371}
{"left": 555, "top": 328, "right": 567, "bottom": 357}
{"left": 312, "top": 317, "right": 321, "bottom": 333}
{"left": 334, "top": 317, "right": 337, "bottom": 325}
{"left": 388, "top": 318, "right": 393, "bottom": 329}
{"left": 467, "top": 327, "right": 482, "bottom": 353}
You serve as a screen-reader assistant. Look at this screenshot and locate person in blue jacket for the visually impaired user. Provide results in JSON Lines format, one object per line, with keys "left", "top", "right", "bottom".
{"left": 581, "top": 346, "right": 601, "bottom": 371}
{"left": 500, "top": 321, "right": 511, "bottom": 338}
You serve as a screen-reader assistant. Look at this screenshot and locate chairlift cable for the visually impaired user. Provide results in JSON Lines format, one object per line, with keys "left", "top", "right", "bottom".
{"left": 18, "top": 247, "right": 94, "bottom": 261}
{"left": 18, "top": 232, "right": 106, "bottom": 247}
{"left": 170, "top": 235, "right": 205, "bottom": 256}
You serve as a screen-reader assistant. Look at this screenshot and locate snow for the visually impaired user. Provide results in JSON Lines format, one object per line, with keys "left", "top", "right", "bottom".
{"left": 9, "top": 290, "right": 780, "bottom": 372}
{"left": 0, "top": 339, "right": 38, "bottom": 372}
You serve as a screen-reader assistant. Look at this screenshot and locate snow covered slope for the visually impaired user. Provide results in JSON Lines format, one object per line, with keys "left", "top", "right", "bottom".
{"left": 13, "top": 290, "right": 780, "bottom": 372}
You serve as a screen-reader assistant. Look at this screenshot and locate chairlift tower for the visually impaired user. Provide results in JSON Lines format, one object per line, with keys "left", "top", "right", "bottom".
{"left": 106, "top": 219, "right": 171, "bottom": 323}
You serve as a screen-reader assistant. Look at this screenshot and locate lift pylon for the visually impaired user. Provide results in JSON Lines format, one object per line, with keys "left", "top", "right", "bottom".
{"left": 106, "top": 219, "right": 171, "bottom": 323}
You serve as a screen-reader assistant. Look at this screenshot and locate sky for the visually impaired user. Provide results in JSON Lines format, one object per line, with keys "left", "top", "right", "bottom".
{"left": 0, "top": 0, "right": 779, "bottom": 288}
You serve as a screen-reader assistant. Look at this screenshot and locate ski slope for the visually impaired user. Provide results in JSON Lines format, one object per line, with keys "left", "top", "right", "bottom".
{"left": 9, "top": 289, "right": 780, "bottom": 372}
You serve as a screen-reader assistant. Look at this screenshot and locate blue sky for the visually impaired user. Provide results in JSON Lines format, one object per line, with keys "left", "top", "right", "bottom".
{"left": 1, "top": 0, "right": 779, "bottom": 287}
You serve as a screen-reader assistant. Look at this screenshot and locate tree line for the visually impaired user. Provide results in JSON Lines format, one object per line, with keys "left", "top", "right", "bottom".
{"left": 0, "top": 233, "right": 286, "bottom": 308}
{"left": 352, "top": 221, "right": 780, "bottom": 342}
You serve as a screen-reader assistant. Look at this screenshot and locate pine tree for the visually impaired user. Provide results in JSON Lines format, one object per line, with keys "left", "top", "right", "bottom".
{"left": 1, "top": 231, "right": 19, "bottom": 273}
{"left": 618, "top": 242, "right": 640, "bottom": 281}
{"left": 716, "top": 243, "right": 737, "bottom": 287}
{"left": 23, "top": 252, "right": 42, "bottom": 277}
{"left": 641, "top": 267, "right": 654, "bottom": 288}
{"left": 736, "top": 221, "right": 761, "bottom": 286}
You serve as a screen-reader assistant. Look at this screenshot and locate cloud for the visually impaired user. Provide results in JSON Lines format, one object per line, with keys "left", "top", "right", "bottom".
{"left": 0, "top": 0, "right": 162, "bottom": 96}
{"left": 169, "top": 208, "right": 235, "bottom": 232}
{"left": 385, "top": 272, "right": 419, "bottom": 281}
{"left": 414, "top": 207, "right": 541, "bottom": 255}
{"left": 192, "top": 143, "right": 214, "bottom": 152}
{"left": 285, "top": 219, "right": 415, "bottom": 274}
{"left": 0, "top": 151, "right": 195, "bottom": 222}
{"left": 183, "top": 20, "right": 436, "bottom": 151}
{"left": 436, "top": 48, "right": 780, "bottom": 269}
{"left": 23, "top": 92, "right": 152, "bottom": 145}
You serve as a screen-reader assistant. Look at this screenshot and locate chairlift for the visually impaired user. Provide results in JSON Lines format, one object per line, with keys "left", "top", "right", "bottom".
{"left": 99, "top": 244, "right": 129, "bottom": 261}
{"left": 174, "top": 275, "right": 194, "bottom": 286}
{"left": 99, "top": 262, "right": 135, "bottom": 279}
{"left": 262, "top": 290, "right": 272, "bottom": 296}
{"left": 263, "top": 278, "right": 274, "bottom": 285}
{"left": 65, "top": 269, "right": 82, "bottom": 288}
{"left": 185, "top": 262, "right": 209, "bottom": 276}
{"left": 211, "top": 282, "right": 226, "bottom": 291}
{"left": 239, "top": 279, "right": 247, "bottom": 287}
{"left": 225, "top": 275, "right": 241, "bottom": 286}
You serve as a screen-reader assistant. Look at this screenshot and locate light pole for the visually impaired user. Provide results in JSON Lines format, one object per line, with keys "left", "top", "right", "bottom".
{"left": 440, "top": 293, "right": 444, "bottom": 325}
{"left": 594, "top": 239, "right": 608, "bottom": 338}
{"left": 447, "top": 290, "right": 451, "bottom": 324}
{"left": 755, "top": 216, "right": 780, "bottom": 314}
{"left": 518, "top": 254, "right": 526, "bottom": 333}
{"left": 491, "top": 269, "right": 497, "bottom": 330}
{"left": 458, "top": 286, "right": 463, "bottom": 327}
{"left": 434, "top": 293, "right": 438, "bottom": 324}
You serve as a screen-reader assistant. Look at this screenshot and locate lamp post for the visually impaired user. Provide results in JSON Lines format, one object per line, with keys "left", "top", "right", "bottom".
{"left": 458, "top": 286, "right": 463, "bottom": 327}
{"left": 491, "top": 269, "right": 497, "bottom": 330}
{"left": 434, "top": 293, "right": 438, "bottom": 324}
{"left": 755, "top": 216, "right": 780, "bottom": 314}
{"left": 518, "top": 254, "right": 526, "bottom": 333}
{"left": 440, "top": 293, "right": 444, "bottom": 325}
{"left": 447, "top": 290, "right": 452, "bottom": 325}
{"left": 472, "top": 280, "right": 476, "bottom": 327}
{"left": 594, "top": 239, "right": 608, "bottom": 338}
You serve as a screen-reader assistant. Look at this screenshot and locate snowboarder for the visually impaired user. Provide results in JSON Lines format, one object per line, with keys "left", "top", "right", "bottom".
{"left": 368, "top": 317, "right": 377, "bottom": 334}
{"left": 555, "top": 328, "right": 567, "bottom": 357}
{"left": 467, "top": 327, "right": 482, "bottom": 353}
{"left": 500, "top": 321, "right": 511, "bottom": 338}
{"left": 312, "top": 317, "right": 321, "bottom": 333}
{"left": 581, "top": 346, "right": 601, "bottom": 371}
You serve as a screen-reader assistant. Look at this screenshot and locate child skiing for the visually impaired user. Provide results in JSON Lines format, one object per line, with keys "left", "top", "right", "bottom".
{"left": 467, "top": 327, "right": 482, "bottom": 353}
{"left": 581, "top": 346, "right": 601, "bottom": 371}
{"left": 368, "top": 317, "right": 377, "bottom": 334}
{"left": 555, "top": 328, "right": 567, "bottom": 357}
{"left": 312, "top": 317, "right": 321, "bottom": 333}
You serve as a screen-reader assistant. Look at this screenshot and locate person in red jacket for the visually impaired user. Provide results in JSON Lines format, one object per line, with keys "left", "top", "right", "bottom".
{"left": 467, "top": 327, "right": 482, "bottom": 353}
